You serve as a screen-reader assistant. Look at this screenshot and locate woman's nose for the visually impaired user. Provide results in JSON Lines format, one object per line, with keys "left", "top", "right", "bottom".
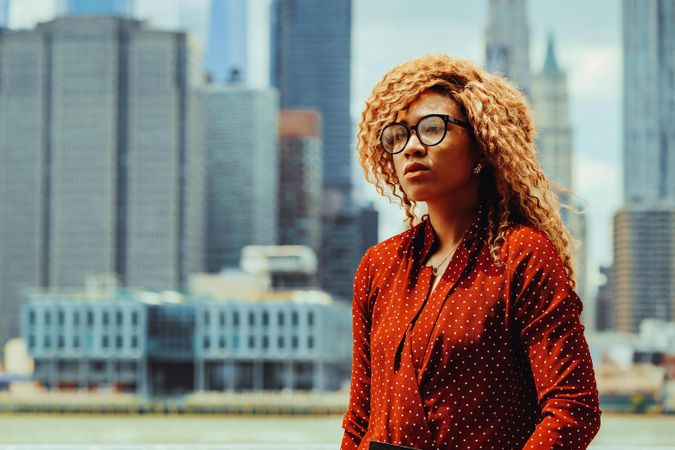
{"left": 403, "top": 128, "right": 426, "bottom": 156}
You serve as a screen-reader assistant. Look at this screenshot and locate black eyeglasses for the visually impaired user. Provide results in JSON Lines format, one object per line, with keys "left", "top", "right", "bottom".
{"left": 379, "top": 114, "right": 471, "bottom": 154}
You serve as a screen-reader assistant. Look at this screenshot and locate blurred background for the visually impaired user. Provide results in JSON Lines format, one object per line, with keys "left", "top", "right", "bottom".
{"left": 0, "top": 0, "right": 673, "bottom": 448}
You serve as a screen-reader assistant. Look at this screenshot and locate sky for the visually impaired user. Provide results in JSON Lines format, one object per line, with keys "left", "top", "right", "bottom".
{"left": 8, "top": 0, "right": 622, "bottom": 299}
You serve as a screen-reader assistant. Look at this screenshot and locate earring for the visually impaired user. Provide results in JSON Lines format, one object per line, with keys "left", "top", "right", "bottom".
{"left": 473, "top": 162, "right": 484, "bottom": 174}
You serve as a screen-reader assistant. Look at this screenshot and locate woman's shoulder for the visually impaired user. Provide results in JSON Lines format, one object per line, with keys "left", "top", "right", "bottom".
{"left": 500, "top": 222, "right": 564, "bottom": 271}
{"left": 358, "top": 221, "right": 425, "bottom": 280}
{"left": 364, "top": 221, "right": 424, "bottom": 262}
{"left": 504, "top": 223, "right": 553, "bottom": 249}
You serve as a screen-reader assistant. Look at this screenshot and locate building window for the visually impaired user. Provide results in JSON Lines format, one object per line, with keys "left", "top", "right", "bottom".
{"left": 248, "top": 336, "right": 255, "bottom": 348}
{"left": 292, "top": 336, "right": 298, "bottom": 349}
{"left": 87, "top": 311, "right": 94, "bottom": 326}
{"left": 204, "top": 310, "right": 210, "bottom": 326}
{"left": 219, "top": 312, "right": 225, "bottom": 326}
{"left": 44, "top": 311, "right": 51, "bottom": 326}
{"left": 233, "top": 335, "right": 240, "bottom": 349}
{"left": 102, "top": 336, "right": 109, "bottom": 348}
{"left": 28, "top": 335, "right": 35, "bottom": 349}
{"left": 204, "top": 336, "right": 210, "bottom": 349}
{"left": 308, "top": 311, "right": 314, "bottom": 326}
{"left": 58, "top": 310, "right": 65, "bottom": 325}
{"left": 29, "top": 310, "right": 36, "bottom": 326}
{"left": 262, "top": 311, "right": 269, "bottom": 326}
{"left": 262, "top": 336, "right": 269, "bottom": 349}
{"left": 116, "top": 336, "right": 123, "bottom": 349}
{"left": 73, "top": 336, "right": 80, "bottom": 348}
{"left": 292, "top": 311, "right": 298, "bottom": 326}
{"left": 73, "top": 312, "right": 80, "bottom": 326}
{"left": 278, "top": 312, "right": 284, "bottom": 326}
{"left": 131, "top": 336, "right": 138, "bottom": 349}
{"left": 131, "top": 311, "right": 138, "bottom": 326}
{"left": 117, "top": 311, "right": 123, "bottom": 326}
{"left": 233, "top": 311, "right": 239, "bottom": 326}
{"left": 219, "top": 336, "right": 226, "bottom": 348}
{"left": 248, "top": 311, "right": 255, "bottom": 326}
{"left": 102, "top": 312, "right": 109, "bottom": 326}
{"left": 44, "top": 336, "right": 50, "bottom": 348}
{"left": 277, "top": 336, "right": 284, "bottom": 348}
{"left": 58, "top": 336, "right": 65, "bottom": 348}
{"left": 308, "top": 336, "right": 314, "bottom": 349}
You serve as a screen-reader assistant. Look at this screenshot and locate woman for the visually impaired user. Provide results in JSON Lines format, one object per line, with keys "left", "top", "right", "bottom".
{"left": 341, "top": 54, "right": 602, "bottom": 450}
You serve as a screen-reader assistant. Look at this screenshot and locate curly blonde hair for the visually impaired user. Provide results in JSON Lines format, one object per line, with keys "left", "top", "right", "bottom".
{"left": 357, "top": 54, "right": 583, "bottom": 289}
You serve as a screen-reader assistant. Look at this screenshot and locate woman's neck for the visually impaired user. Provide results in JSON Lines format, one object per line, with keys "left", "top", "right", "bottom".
{"left": 425, "top": 193, "right": 480, "bottom": 252}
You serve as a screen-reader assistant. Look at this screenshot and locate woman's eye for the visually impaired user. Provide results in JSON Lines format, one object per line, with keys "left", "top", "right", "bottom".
{"left": 422, "top": 125, "right": 442, "bottom": 135}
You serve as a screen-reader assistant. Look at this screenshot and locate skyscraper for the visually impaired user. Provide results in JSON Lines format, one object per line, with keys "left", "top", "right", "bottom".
{"left": 531, "top": 34, "right": 589, "bottom": 324}
{"left": 206, "top": 0, "right": 248, "bottom": 84}
{"left": 594, "top": 265, "right": 614, "bottom": 331}
{"left": 609, "top": 0, "right": 675, "bottom": 333}
{"left": 61, "top": 0, "right": 134, "bottom": 16}
{"left": 199, "top": 84, "right": 279, "bottom": 272}
{"left": 532, "top": 35, "right": 572, "bottom": 191}
{"left": 320, "top": 207, "right": 375, "bottom": 301}
{"left": 270, "top": 0, "right": 361, "bottom": 302}
{"left": 613, "top": 205, "right": 675, "bottom": 332}
{"left": 0, "top": 14, "right": 48, "bottom": 355}
{"left": 278, "top": 110, "right": 323, "bottom": 257}
{"left": 0, "top": 16, "right": 204, "bottom": 352}
{"left": 484, "top": 0, "right": 531, "bottom": 97}
{"left": 123, "top": 21, "right": 204, "bottom": 291}
{"left": 623, "top": 0, "right": 675, "bottom": 203}
{"left": 270, "top": 0, "right": 352, "bottom": 205}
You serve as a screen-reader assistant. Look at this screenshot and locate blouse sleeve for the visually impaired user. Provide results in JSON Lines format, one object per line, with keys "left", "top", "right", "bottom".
{"left": 508, "top": 230, "right": 602, "bottom": 449}
{"left": 341, "top": 248, "right": 374, "bottom": 450}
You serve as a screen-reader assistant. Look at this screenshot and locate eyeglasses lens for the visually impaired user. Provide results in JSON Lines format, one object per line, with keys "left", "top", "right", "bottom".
{"left": 381, "top": 124, "right": 408, "bottom": 153}
{"left": 417, "top": 116, "right": 446, "bottom": 145}
{"left": 381, "top": 115, "right": 447, "bottom": 154}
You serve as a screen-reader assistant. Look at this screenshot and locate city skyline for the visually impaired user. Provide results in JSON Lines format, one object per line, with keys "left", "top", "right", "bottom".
{"left": 271, "top": 0, "right": 353, "bottom": 205}
{"left": 0, "top": 15, "right": 205, "bottom": 347}
{"left": 7, "top": 0, "right": 622, "bottom": 297}
{"left": 2, "top": 2, "right": 675, "bottom": 432}
{"left": 610, "top": 0, "right": 675, "bottom": 333}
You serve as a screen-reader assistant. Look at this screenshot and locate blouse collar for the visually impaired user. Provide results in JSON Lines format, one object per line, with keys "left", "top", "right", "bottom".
{"left": 417, "top": 200, "right": 488, "bottom": 265}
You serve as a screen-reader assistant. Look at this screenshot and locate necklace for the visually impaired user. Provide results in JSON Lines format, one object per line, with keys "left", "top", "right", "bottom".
{"left": 428, "top": 241, "right": 462, "bottom": 276}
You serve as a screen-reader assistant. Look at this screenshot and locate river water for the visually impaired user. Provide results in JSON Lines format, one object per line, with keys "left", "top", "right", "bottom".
{"left": 0, "top": 413, "right": 673, "bottom": 449}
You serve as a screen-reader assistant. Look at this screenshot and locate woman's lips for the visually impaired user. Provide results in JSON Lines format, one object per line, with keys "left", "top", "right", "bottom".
{"left": 404, "top": 168, "right": 430, "bottom": 180}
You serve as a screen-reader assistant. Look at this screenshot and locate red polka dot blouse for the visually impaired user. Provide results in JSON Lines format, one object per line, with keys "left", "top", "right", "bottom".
{"left": 341, "top": 200, "right": 602, "bottom": 449}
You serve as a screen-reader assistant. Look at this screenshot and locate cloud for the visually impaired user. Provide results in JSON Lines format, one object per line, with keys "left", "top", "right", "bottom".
{"left": 565, "top": 46, "right": 622, "bottom": 99}
{"left": 10, "top": 0, "right": 54, "bottom": 29}
{"left": 135, "top": 0, "right": 181, "bottom": 28}
{"left": 563, "top": 45, "right": 622, "bottom": 169}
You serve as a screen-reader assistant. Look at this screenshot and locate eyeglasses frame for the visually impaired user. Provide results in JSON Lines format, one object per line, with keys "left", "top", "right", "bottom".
{"left": 379, "top": 113, "right": 472, "bottom": 155}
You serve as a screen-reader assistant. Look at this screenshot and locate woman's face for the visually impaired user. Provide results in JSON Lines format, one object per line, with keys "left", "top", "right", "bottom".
{"left": 390, "top": 90, "right": 483, "bottom": 203}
